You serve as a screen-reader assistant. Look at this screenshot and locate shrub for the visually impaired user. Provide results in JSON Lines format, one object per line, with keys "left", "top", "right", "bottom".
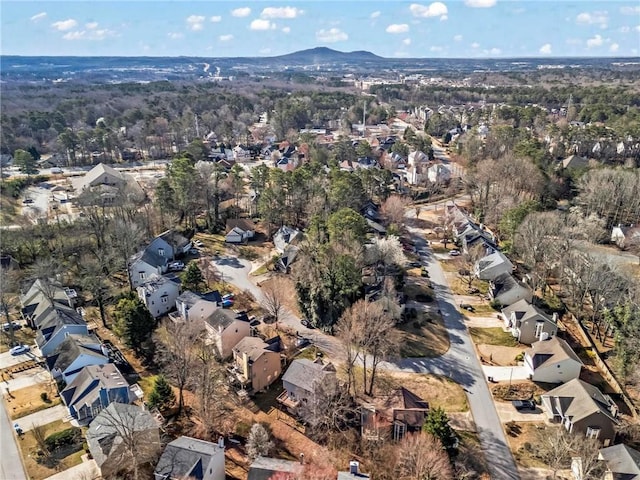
{"left": 515, "top": 352, "right": 524, "bottom": 362}
{"left": 489, "top": 299, "right": 502, "bottom": 310}
{"left": 413, "top": 321, "right": 421, "bottom": 329}
{"left": 45, "top": 427, "right": 80, "bottom": 451}
{"left": 40, "top": 392, "right": 48, "bottom": 402}
{"left": 235, "top": 421, "right": 251, "bottom": 438}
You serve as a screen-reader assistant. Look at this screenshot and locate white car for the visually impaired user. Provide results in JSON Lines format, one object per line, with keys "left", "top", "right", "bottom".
{"left": 10, "top": 345, "right": 30, "bottom": 356}
{"left": 449, "top": 249, "right": 461, "bottom": 256}
{"left": 169, "top": 261, "right": 185, "bottom": 271}
{"left": 50, "top": 167, "right": 63, "bottom": 174}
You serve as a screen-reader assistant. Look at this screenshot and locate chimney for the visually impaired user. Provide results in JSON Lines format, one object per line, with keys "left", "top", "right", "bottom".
{"left": 218, "top": 436, "right": 225, "bottom": 449}
{"left": 552, "top": 312, "right": 558, "bottom": 323}
{"left": 299, "top": 453, "right": 305, "bottom": 465}
{"left": 349, "top": 461, "right": 360, "bottom": 475}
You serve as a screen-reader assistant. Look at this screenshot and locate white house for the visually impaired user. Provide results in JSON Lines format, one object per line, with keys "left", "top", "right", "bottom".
{"left": 501, "top": 299, "right": 558, "bottom": 345}
{"left": 524, "top": 336, "right": 583, "bottom": 383}
{"left": 273, "top": 226, "right": 303, "bottom": 254}
{"left": 204, "top": 309, "right": 251, "bottom": 359}
{"left": 489, "top": 273, "right": 533, "bottom": 307}
{"left": 232, "top": 145, "right": 251, "bottom": 161}
{"left": 407, "top": 150, "right": 428, "bottom": 167}
{"left": 171, "top": 290, "right": 222, "bottom": 323}
{"left": 475, "top": 251, "right": 514, "bottom": 281}
{"left": 137, "top": 275, "right": 181, "bottom": 319}
{"left": 225, "top": 219, "right": 256, "bottom": 243}
{"left": 46, "top": 334, "right": 110, "bottom": 383}
{"left": 405, "top": 164, "right": 427, "bottom": 186}
{"left": 611, "top": 224, "right": 640, "bottom": 250}
{"left": 427, "top": 163, "right": 451, "bottom": 184}
{"left": 154, "top": 436, "right": 225, "bottom": 480}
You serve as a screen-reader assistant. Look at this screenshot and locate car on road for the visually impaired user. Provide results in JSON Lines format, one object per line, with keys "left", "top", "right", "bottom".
{"left": 50, "top": 167, "right": 64, "bottom": 174}
{"left": 512, "top": 400, "right": 536, "bottom": 411}
{"left": 168, "top": 261, "right": 185, "bottom": 271}
{"left": 2, "top": 322, "right": 22, "bottom": 332}
{"left": 22, "top": 198, "right": 34, "bottom": 204}
{"left": 449, "top": 249, "right": 461, "bottom": 256}
{"left": 9, "top": 345, "right": 30, "bottom": 356}
{"left": 301, "top": 318, "right": 314, "bottom": 328}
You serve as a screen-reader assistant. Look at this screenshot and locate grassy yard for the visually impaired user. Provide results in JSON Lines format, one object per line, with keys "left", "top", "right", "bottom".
{"left": 18, "top": 419, "right": 85, "bottom": 480}
{"left": 449, "top": 277, "right": 490, "bottom": 296}
{"left": 508, "top": 422, "right": 555, "bottom": 469}
{"left": 470, "top": 327, "right": 519, "bottom": 347}
{"left": 137, "top": 374, "right": 159, "bottom": 398}
{"left": 295, "top": 346, "right": 326, "bottom": 361}
{"left": 464, "top": 303, "right": 499, "bottom": 316}
{"left": 192, "top": 232, "right": 226, "bottom": 255}
{"left": 397, "top": 313, "right": 449, "bottom": 358}
{"left": 6, "top": 383, "right": 60, "bottom": 420}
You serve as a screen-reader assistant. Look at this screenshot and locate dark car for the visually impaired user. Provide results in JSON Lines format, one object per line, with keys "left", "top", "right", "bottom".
{"left": 421, "top": 267, "right": 430, "bottom": 277}
{"left": 301, "top": 318, "right": 314, "bottom": 329}
{"left": 406, "top": 261, "right": 421, "bottom": 269}
{"left": 512, "top": 400, "right": 536, "bottom": 411}
{"left": 459, "top": 303, "right": 475, "bottom": 312}
{"left": 22, "top": 198, "right": 34, "bottom": 204}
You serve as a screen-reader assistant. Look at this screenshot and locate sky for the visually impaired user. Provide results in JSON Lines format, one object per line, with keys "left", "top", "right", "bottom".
{"left": 1, "top": 1, "right": 639, "bottom": 58}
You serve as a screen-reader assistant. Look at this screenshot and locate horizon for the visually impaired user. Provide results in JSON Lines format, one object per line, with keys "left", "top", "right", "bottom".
{"left": 2, "top": 1, "right": 639, "bottom": 58}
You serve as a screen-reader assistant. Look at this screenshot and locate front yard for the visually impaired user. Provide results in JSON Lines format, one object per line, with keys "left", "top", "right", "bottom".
{"left": 5, "top": 383, "right": 61, "bottom": 419}
{"left": 470, "top": 327, "right": 519, "bottom": 347}
{"left": 397, "top": 313, "right": 449, "bottom": 358}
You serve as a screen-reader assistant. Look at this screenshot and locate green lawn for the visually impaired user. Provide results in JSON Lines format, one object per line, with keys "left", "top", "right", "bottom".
{"left": 469, "top": 327, "right": 518, "bottom": 347}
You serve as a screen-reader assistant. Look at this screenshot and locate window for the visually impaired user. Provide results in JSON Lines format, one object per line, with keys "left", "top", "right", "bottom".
{"left": 586, "top": 427, "right": 600, "bottom": 439}
{"left": 139, "top": 272, "right": 146, "bottom": 280}
{"left": 161, "top": 296, "right": 168, "bottom": 304}
{"left": 158, "top": 248, "right": 165, "bottom": 257}
{"left": 535, "top": 321, "right": 544, "bottom": 338}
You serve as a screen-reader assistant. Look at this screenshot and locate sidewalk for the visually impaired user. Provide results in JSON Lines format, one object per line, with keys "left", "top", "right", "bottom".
{"left": 14, "top": 405, "right": 69, "bottom": 432}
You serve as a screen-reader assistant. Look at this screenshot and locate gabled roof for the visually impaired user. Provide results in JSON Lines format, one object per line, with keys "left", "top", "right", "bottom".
{"left": 176, "top": 290, "right": 204, "bottom": 308}
{"left": 491, "top": 273, "right": 530, "bottom": 297}
{"left": 502, "top": 299, "right": 554, "bottom": 325}
{"left": 525, "top": 337, "right": 583, "bottom": 370}
{"left": 248, "top": 457, "right": 303, "bottom": 480}
{"left": 158, "top": 230, "right": 190, "bottom": 250}
{"left": 226, "top": 219, "right": 256, "bottom": 233}
{"left": 561, "top": 155, "right": 589, "bottom": 170}
{"left": 205, "top": 309, "right": 249, "bottom": 331}
{"left": 155, "top": 436, "right": 224, "bottom": 480}
{"left": 274, "top": 226, "right": 303, "bottom": 253}
{"left": 35, "top": 302, "right": 85, "bottom": 332}
{"left": 61, "top": 364, "right": 129, "bottom": 409}
{"left": 282, "top": 358, "right": 336, "bottom": 393}
{"left": 476, "top": 251, "right": 512, "bottom": 273}
{"left": 542, "top": 378, "right": 619, "bottom": 425}
{"left": 598, "top": 444, "right": 640, "bottom": 479}
{"left": 234, "top": 336, "right": 279, "bottom": 362}
{"left": 46, "top": 334, "right": 105, "bottom": 373}
{"left": 384, "top": 387, "right": 429, "bottom": 428}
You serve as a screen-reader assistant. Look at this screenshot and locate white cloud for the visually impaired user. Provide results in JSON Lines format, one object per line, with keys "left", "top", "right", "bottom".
{"left": 261, "top": 7, "right": 303, "bottom": 19}
{"left": 539, "top": 43, "right": 552, "bottom": 54}
{"left": 403, "top": 38, "right": 411, "bottom": 45}
{"left": 386, "top": 23, "right": 409, "bottom": 34}
{"left": 465, "top": 0, "right": 496, "bottom": 7}
{"left": 576, "top": 11, "right": 608, "bottom": 27}
{"left": 210, "top": 16, "right": 222, "bottom": 23}
{"left": 85, "top": 22, "right": 98, "bottom": 30}
{"left": 186, "top": 15, "right": 205, "bottom": 31}
{"left": 250, "top": 19, "right": 275, "bottom": 30}
{"left": 259, "top": 48, "right": 271, "bottom": 54}
{"left": 471, "top": 42, "right": 480, "bottom": 48}
{"left": 282, "top": 26, "right": 291, "bottom": 33}
{"left": 62, "top": 28, "right": 115, "bottom": 41}
{"left": 168, "top": 32, "right": 184, "bottom": 40}
{"left": 610, "top": 43, "right": 619, "bottom": 52}
{"left": 52, "top": 19, "right": 78, "bottom": 31}
{"left": 316, "top": 27, "right": 348, "bottom": 43}
{"left": 370, "top": 11, "right": 381, "bottom": 19}
{"left": 586, "top": 34, "right": 603, "bottom": 48}
{"left": 219, "top": 34, "right": 233, "bottom": 42}
{"left": 30, "top": 12, "right": 47, "bottom": 22}
{"left": 440, "top": 15, "right": 448, "bottom": 21}
{"left": 636, "top": 25, "right": 640, "bottom": 32}
{"left": 453, "top": 34, "right": 463, "bottom": 42}
{"left": 619, "top": 26, "right": 630, "bottom": 33}
{"left": 484, "top": 47, "right": 501, "bottom": 55}
{"left": 620, "top": 6, "right": 640, "bottom": 15}
{"left": 231, "top": 7, "right": 251, "bottom": 18}
{"left": 409, "top": 2, "right": 448, "bottom": 19}
{"left": 430, "top": 46, "right": 443, "bottom": 52}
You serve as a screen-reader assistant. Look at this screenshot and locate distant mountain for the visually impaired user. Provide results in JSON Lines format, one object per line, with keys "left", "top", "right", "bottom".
{"left": 270, "top": 47, "right": 384, "bottom": 64}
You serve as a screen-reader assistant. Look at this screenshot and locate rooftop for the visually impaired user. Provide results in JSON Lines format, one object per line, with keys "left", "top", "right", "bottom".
{"left": 525, "top": 336, "right": 583, "bottom": 369}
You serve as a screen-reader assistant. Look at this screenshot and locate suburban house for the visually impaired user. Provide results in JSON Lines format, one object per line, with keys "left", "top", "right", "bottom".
{"left": 277, "top": 358, "right": 337, "bottom": 423}
{"left": 204, "top": 309, "right": 251, "bottom": 359}
{"left": 247, "top": 457, "right": 303, "bottom": 480}
{"left": 408, "top": 150, "right": 428, "bottom": 167}
{"left": 489, "top": 273, "right": 533, "bottom": 307}
{"left": 71, "top": 163, "right": 143, "bottom": 201}
{"left": 611, "top": 224, "right": 640, "bottom": 250}
{"left": 154, "top": 436, "right": 225, "bottom": 480}
{"left": 225, "top": 219, "right": 256, "bottom": 243}
{"left": 46, "top": 333, "right": 110, "bottom": 383}
{"left": 501, "top": 299, "right": 558, "bottom": 345}
{"left": 20, "top": 279, "right": 77, "bottom": 328}
{"left": 524, "top": 336, "right": 583, "bottom": 383}
{"left": 87, "top": 403, "right": 161, "bottom": 479}
{"left": 427, "top": 163, "right": 451, "bottom": 184}
{"left": 475, "top": 251, "right": 514, "bottom": 281}
{"left": 338, "top": 461, "right": 370, "bottom": 479}
{"left": 462, "top": 230, "right": 497, "bottom": 255}
{"left": 230, "top": 336, "right": 282, "bottom": 393}
{"left": 60, "top": 363, "right": 133, "bottom": 425}
{"left": 157, "top": 230, "right": 192, "bottom": 257}
{"left": 557, "top": 154, "right": 590, "bottom": 171}
{"left": 361, "top": 387, "right": 429, "bottom": 441}
{"left": 35, "top": 305, "right": 89, "bottom": 357}
{"left": 541, "top": 378, "right": 619, "bottom": 445}
{"left": 273, "top": 226, "right": 303, "bottom": 254}
{"left": 170, "top": 290, "right": 222, "bottom": 323}
{"left": 128, "top": 230, "right": 191, "bottom": 289}
{"left": 596, "top": 444, "right": 640, "bottom": 480}
{"left": 137, "top": 275, "right": 181, "bottom": 319}
{"left": 405, "top": 164, "right": 427, "bottom": 186}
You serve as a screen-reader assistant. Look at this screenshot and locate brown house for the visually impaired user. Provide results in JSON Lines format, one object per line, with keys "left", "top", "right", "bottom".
{"left": 361, "top": 387, "right": 429, "bottom": 441}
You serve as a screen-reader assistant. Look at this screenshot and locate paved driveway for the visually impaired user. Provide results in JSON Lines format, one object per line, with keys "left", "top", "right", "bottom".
{"left": 494, "top": 401, "right": 547, "bottom": 424}
{"left": 483, "top": 365, "right": 530, "bottom": 382}
{"left": 14, "top": 405, "right": 69, "bottom": 432}
{"left": 0, "top": 394, "right": 27, "bottom": 480}
{"left": 45, "top": 458, "right": 99, "bottom": 480}
{"left": 0, "top": 348, "right": 39, "bottom": 370}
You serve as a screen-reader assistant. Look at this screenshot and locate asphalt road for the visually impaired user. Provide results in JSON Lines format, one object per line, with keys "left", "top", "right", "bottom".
{"left": 0, "top": 391, "right": 28, "bottom": 480}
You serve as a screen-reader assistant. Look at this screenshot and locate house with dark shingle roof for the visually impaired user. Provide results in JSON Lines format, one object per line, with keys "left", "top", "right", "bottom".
{"left": 524, "top": 336, "right": 583, "bottom": 384}
{"left": 35, "top": 305, "right": 89, "bottom": 357}
{"left": 474, "top": 251, "right": 514, "bottom": 281}
{"left": 225, "top": 219, "right": 256, "bottom": 243}
{"left": 597, "top": 444, "right": 640, "bottom": 480}
{"left": 45, "top": 333, "right": 109, "bottom": 383}
{"left": 361, "top": 387, "right": 429, "bottom": 441}
{"left": 501, "top": 299, "right": 558, "bottom": 345}
{"left": 87, "top": 403, "right": 161, "bottom": 479}
{"left": 277, "top": 358, "right": 337, "bottom": 423}
{"left": 247, "top": 457, "right": 303, "bottom": 480}
{"left": 541, "top": 378, "right": 619, "bottom": 445}
{"left": 128, "top": 230, "right": 191, "bottom": 289}
{"left": 489, "top": 273, "right": 533, "bottom": 307}
{"left": 231, "top": 336, "right": 282, "bottom": 393}
{"left": 154, "top": 436, "right": 225, "bottom": 480}
{"left": 60, "top": 363, "right": 133, "bottom": 425}
{"left": 204, "top": 309, "right": 251, "bottom": 359}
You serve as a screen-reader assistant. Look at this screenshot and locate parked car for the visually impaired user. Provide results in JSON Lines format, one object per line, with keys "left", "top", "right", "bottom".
{"left": 168, "top": 261, "right": 185, "bottom": 271}
{"left": 221, "top": 299, "right": 234, "bottom": 308}
{"left": 50, "top": 167, "right": 63, "bottom": 174}
{"left": 459, "top": 303, "right": 475, "bottom": 312}
{"left": 2, "top": 322, "right": 22, "bottom": 332}
{"left": 406, "top": 261, "right": 421, "bottom": 269}
{"left": 301, "top": 318, "right": 314, "bottom": 329}
{"left": 222, "top": 293, "right": 235, "bottom": 301}
{"left": 449, "top": 249, "right": 461, "bottom": 256}
{"left": 22, "top": 198, "right": 34, "bottom": 204}
{"left": 10, "top": 345, "right": 30, "bottom": 356}
{"left": 188, "top": 248, "right": 200, "bottom": 256}
{"left": 512, "top": 400, "right": 536, "bottom": 411}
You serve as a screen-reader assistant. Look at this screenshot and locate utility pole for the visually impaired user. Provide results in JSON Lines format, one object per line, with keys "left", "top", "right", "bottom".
{"left": 195, "top": 114, "right": 200, "bottom": 139}
{"left": 362, "top": 100, "right": 366, "bottom": 138}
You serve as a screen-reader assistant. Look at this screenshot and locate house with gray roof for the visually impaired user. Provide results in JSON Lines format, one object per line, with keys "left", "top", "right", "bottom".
{"left": 35, "top": 304, "right": 89, "bottom": 357}
{"left": 170, "top": 290, "right": 222, "bottom": 323}
{"left": 87, "top": 403, "right": 161, "bottom": 479}
{"left": 60, "top": 363, "right": 133, "bottom": 425}
{"left": 231, "top": 336, "right": 282, "bottom": 393}
{"left": 128, "top": 230, "right": 191, "bottom": 289}
{"left": 273, "top": 226, "right": 303, "bottom": 254}
{"left": 45, "top": 333, "right": 109, "bottom": 383}
{"left": 137, "top": 274, "right": 181, "bottom": 319}
{"left": 154, "top": 436, "right": 225, "bottom": 480}
{"left": 524, "top": 336, "right": 583, "bottom": 384}
{"left": 204, "top": 309, "right": 251, "bottom": 359}
{"left": 475, "top": 251, "right": 514, "bottom": 281}
{"left": 278, "top": 358, "right": 337, "bottom": 424}
{"left": 501, "top": 299, "right": 558, "bottom": 345}
{"left": 247, "top": 456, "right": 303, "bottom": 480}
{"left": 20, "top": 279, "right": 77, "bottom": 328}
{"left": 541, "top": 378, "right": 619, "bottom": 446}
{"left": 72, "top": 163, "right": 143, "bottom": 200}
{"left": 489, "top": 273, "right": 533, "bottom": 307}
{"left": 597, "top": 444, "right": 640, "bottom": 480}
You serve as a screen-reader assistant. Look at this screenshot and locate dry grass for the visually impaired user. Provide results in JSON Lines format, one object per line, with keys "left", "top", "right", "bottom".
{"left": 507, "top": 422, "right": 554, "bottom": 469}
{"left": 259, "top": 275, "right": 301, "bottom": 317}
{"left": 18, "top": 419, "right": 84, "bottom": 480}
{"left": 397, "top": 313, "right": 449, "bottom": 358}
{"left": 470, "top": 327, "right": 519, "bottom": 347}
{"left": 5, "top": 383, "right": 60, "bottom": 419}
{"left": 0, "top": 328, "right": 36, "bottom": 354}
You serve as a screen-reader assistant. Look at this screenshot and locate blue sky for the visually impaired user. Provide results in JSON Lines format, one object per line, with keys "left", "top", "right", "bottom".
{"left": 2, "top": 1, "right": 639, "bottom": 57}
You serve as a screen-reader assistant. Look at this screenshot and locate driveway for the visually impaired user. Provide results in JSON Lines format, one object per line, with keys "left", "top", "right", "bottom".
{"left": 14, "top": 404, "right": 69, "bottom": 432}
{"left": 4, "top": 367, "right": 51, "bottom": 392}
{"left": 45, "top": 458, "right": 99, "bottom": 480}
{"left": 483, "top": 365, "right": 530, "bottom": 382}
{"left": 0, "top": 348, "right": 39, "bottom": 370}
{"left": 494, "top": 401, "right": 547, "bottom": 424}
{"left": 0, "top": 394, "right": 27, "bottom": 480}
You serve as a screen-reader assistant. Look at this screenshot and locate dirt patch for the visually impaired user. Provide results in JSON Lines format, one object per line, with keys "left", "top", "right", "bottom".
{"left": 5, "top": 383, "right": 60, "bottom": 419}
{"left": 478, "top": 344, "right": 525, "bottom": 366}
{"left": 507, "top": 422, "right": 555, "bottom": 470}
{"left": 259, "top": 275, "right": 301, "bottom": 318}
{"left": 0, "top": 328, "right": 35, "bottom": 354}
{"left": 490, "top": 381, "right": 551, "bottom": 402}
{"left": 397, "top": 313, "right": 449, "bottom": 358}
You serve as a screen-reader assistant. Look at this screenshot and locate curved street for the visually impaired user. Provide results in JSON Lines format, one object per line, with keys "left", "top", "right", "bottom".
{"left": 214, "top": 223, "right": 520, "bottom": 480}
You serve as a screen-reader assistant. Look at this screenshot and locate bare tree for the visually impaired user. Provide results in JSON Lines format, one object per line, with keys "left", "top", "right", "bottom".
{"left": 193, "top": 342, "right": 230, "bottom": 437}
{"left": 455, "top": 243, "right": 486, "bottom": 289}
{"left": 570, "top": 436, "right": 605, "bottom": 480}
{"left": 31, "top": 423, "right": 51, "bottom": 462}
{"left": 381, "top": 195, "right": 410, "bottom": 230}
{"left": 247, "top": 423, "right": 274, "bottom": 460}
{"left": 532, "top": 427, "right": 577, "bottom": 479}
{"left": 395, "top": 433, "right": 454, "bottom": 480}
{"left": 261, "top": 276, "right": 289, "bottom": 333}
{"left": 365, "top": 235, "right": 406, "bottom": 275}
